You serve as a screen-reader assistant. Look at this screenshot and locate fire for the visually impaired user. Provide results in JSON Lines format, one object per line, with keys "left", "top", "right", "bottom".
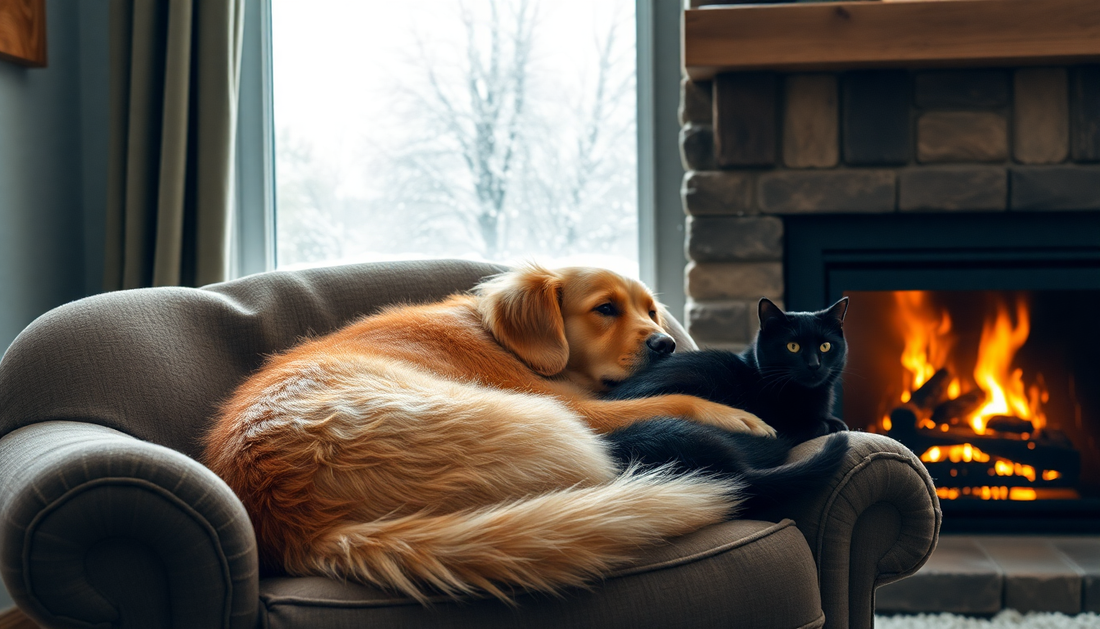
{"left": 935, "top": 486, "right": 1039, "bottom": 501}
{"left": 890, "top": 292, "right": 1058, "bottom": 502}
{"left": 895, "top": 292, "right": 954, "bottom": 396}
{"left": 921, "top": 444, "right": 990, "bottom": 463}
{"left": 891, "top": 292, "right": 1047, "bottom": 434}
{"left": 993, "top": 459, "right": 1036, "bottom": 482}
{"left": 970, "top": 300, "right": 1045, "bottom": 434}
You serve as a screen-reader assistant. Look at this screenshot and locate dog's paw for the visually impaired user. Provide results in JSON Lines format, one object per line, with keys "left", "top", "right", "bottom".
{"left": 695, "top": 400, "right": 777, "bottom": 437}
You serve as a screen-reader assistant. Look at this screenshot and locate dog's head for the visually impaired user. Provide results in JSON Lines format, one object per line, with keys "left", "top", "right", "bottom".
{"left": 476, "top": 264, "right": 675, "bottom": 391}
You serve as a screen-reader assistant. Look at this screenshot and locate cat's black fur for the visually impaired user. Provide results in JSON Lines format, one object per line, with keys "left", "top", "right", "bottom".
{"left": 602, "top": 298, "right": 851, "bottom": 507}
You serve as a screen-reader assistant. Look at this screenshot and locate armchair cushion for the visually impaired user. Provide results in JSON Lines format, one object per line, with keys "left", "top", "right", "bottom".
{"left": 256, "top": 519, "right": 824, "bottom": 629}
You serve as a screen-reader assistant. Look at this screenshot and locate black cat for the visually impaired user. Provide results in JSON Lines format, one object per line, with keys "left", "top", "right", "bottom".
{"left": 602, "top": 297, "right": 851, "bottom": 506}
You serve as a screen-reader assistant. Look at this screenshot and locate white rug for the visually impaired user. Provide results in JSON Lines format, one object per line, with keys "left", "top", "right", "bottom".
{"left": 875, "top": 610, "right": 1100, "bottom": 629}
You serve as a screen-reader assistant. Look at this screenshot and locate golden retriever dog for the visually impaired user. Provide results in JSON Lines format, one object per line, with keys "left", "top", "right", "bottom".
{"left": 203, "top": 264, "right": 774, "bottom": 602}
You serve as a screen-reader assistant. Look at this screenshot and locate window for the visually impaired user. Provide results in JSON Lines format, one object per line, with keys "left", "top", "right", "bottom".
{"left": 270, "top": 0, "right": 639, "bottom": 277}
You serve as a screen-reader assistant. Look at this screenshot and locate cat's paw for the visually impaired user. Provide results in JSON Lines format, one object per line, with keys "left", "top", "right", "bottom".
{"left": 695, "top": 400, "right": 777, "bottom": 437}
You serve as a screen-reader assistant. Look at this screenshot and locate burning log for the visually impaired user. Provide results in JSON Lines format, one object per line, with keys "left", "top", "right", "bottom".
{"left": 910, "top": 368, "right": 951, "bottom": 409}
{"left": 888, "top": 406, "right": 919, "bottom": 438}
{"left": 889, "top": 425, "right": 1081, "bottom": 486}
{"left": 984, "top": 415, "right": 1034, "bottom": 435}
{"left": 931, "top": 389, "right": 986, "bottom": 425}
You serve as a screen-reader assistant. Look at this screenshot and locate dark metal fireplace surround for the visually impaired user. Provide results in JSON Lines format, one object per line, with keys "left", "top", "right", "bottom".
{"left": 785, "top": 211, "right": 1100, "bottom": 533}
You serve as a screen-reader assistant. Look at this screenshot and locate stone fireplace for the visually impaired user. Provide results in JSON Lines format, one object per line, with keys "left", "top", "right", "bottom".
{"left": 680, "top": 66, "right": 1100, "bottom": 349}
{"left": 677, "top": 0, "right": 1100, "bottom": 612}
{"left": 679, "top": 65, "right": 1100, "bottom": 531}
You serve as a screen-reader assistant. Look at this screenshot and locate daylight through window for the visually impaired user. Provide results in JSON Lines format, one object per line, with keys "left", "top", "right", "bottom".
{"left": 272, "top": 0, "right": 638, "bottom": 276}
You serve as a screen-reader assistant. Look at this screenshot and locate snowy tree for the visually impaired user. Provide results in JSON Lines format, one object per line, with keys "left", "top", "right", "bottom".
{"left": 273, "top": 0, "right": 637, "bottom": 269}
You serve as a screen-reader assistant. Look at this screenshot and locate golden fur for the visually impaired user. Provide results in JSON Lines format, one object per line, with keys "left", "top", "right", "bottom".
{"left": 203, "top": 265, "right": 774, "bottom": 601}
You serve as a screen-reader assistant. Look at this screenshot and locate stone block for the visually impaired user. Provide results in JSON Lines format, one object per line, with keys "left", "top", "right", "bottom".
{"left": 898, "top": 166, "right": 1007, "bottom": 212}
{"left": 687, "top": 215, "right": 783, "bottom": 262}
{"left": 713, "top": 72, "right": 778, "bottom": 167}
{"left": 783, "top": 74, "right": 839, "bottom": 169}
{"left": 842, "top": 71, "right": 911, "bottom": 165}
{"left": 1051, "top": 538, "right": 1100, "bottom": 613}
{"left": 1013, "top": 68, "right": 1069, "bottom": 165}
{"left": 687, "top": 300, "right": 752, "bottom": 344}
{"left": 917, "top": 112, "right": 1008, "bottom": 163}
{"left": 680, "top": 78, "right": 713, "bottom": 126}
{"left": 1070, "top": 65, "right": 1100, "bottom": 162}
{"left": 680, "top": 123, "right": 717, "bottom": 172}
{"left": 758, "top": 170, "right": 896, "bottom": 213}
{"left": 686, "top": 261, "right": 783, "bottom": 301}
{"left": 977, "top": 537, "right": 1082, "bottom": 614}
{"left": 1010, "top": 166, "right": 1100, "bottom": 210}
{"left": 914, "top": 69, "right": 1010, "bottom": 109}
{"left": 681, "top": 171, "right": 755, "bottom": 216}
{"left": 876, "top": 537, "right": 1003, "bottom": 614}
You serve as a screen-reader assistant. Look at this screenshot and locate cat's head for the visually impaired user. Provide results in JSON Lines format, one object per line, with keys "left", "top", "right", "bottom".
{"left": 753, "top": 297, "right": 849, "bottom": 387}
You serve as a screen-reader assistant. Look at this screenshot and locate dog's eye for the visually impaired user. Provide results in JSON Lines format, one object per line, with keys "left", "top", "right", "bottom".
{"left": 649, "top": 310, "right": 658, "bottom": 321}
{"left": 594, "top": 303, "right": 618, "bottom": 316}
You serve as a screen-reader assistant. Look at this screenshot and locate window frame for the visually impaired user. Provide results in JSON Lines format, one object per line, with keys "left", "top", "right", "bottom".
{"left": 234, "top": 0, "right": 686, "bottom": 318}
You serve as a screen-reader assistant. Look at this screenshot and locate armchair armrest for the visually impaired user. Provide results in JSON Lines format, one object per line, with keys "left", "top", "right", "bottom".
{"left": 774, "top": 432, "right": 941, "bottom": 629}
{"left": 0, "top": 421, "right": 258, "bottom": 629}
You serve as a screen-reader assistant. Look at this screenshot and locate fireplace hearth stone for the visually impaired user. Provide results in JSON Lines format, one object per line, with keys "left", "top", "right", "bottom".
{"left": 877, "top": 536, "right": 1100, "bottom": 615}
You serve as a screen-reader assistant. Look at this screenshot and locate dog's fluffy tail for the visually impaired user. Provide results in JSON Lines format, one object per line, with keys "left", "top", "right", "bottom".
{"left": 304, "top": 468, "right": 742, "bottom": 602}
{"left": 740, "top": 432, "right": 850, "bottom": 498}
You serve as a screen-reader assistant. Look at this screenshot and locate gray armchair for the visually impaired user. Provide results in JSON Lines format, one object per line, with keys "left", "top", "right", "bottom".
{"left": 0, "top": 260, "right": 940, "bottom": 629}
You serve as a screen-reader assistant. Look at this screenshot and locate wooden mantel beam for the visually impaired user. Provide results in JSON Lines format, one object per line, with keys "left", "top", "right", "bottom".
{"left": 684, "top": 0, "right": 1100, "bottom": 80}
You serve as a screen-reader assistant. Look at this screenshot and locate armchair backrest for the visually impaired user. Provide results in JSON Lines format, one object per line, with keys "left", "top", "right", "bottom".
{"left": 0, "top": 260, "right": 506, "bottom": 460}
{"left": 0, "top": 259, "right": 696, "bottom": 462}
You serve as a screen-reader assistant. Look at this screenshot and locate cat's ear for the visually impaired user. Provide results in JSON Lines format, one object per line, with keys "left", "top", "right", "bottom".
{"left": 822, "top": 297, "right": 849, "bottom": 326}
{"left": 758, "top": 298, "right": 787, "bottom": 330}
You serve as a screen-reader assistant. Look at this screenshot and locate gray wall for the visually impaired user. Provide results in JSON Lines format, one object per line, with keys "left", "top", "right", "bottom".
{"left": 0, "top": 0, "right": 107, "bottom": 355}
{"left": 0, "top": 0, "right": 109, "bottom": 611}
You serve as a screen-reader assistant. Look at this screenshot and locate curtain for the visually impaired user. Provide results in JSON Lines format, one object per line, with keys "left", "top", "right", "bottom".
{"left": 105, "top": 0, "right": 245, "bottom": 290}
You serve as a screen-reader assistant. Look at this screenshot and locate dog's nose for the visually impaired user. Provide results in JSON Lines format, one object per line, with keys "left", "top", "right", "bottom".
{"left": 646, "top": 333, "right": 676, "bottom": 355}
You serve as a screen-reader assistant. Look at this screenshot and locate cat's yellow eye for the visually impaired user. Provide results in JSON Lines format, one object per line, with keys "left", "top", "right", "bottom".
{"left": 820, "top": 342, "right": 832, "bottom": 353}
{"left": 787, "top": 342, "right": 800, "bottom": 353}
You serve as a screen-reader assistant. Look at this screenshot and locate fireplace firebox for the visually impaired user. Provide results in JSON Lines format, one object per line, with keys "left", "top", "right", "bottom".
{"left": 785, "top": 212, "right": 1100, "bottom": 532}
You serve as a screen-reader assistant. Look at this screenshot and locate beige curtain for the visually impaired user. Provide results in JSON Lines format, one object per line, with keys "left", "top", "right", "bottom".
{"left": 105, "top": 0, "right": 245, "bottom": 290}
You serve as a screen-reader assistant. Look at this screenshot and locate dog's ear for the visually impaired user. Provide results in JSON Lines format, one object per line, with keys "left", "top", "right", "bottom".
{"left": 476, "top": 265, "right": 569, "bottom": 376}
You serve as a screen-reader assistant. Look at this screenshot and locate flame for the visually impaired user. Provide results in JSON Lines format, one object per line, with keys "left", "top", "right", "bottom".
{"left": 937, "top": 486, "right": 1074, "bottom": 501}
{"left": 893, "top": 292, "right": 1058, "bottom": 501}
{"left": 893, "top": 293, "right": 1047, "bottom": 435}
{"left": 970, "top": 300, "right": 1043, "bottom": 434}
{"left": 993, "top": 460, "right": 1036, "bottom": 482}
{"left": 947, "top": 378, "right": 961, "bottom": 399}
{"left": 895, "top": 292, "right": 954, "bottom": 394}
{"left": 921, "top": 444, "right": 990, "bottom": 463}
{"left": 1009, "top": 487, "right": 1037, "bottom": 501}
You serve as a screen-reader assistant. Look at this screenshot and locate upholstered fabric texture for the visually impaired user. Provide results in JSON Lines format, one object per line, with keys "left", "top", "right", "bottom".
{"left": 0, "top": 260, "right": 507, "bottom": 459}
{"left": 258, "top": 519, "right": 824, "bottom": 629}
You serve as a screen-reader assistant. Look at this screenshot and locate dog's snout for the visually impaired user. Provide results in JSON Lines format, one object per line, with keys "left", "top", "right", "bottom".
{"left": 646, "top": 333, "right": 675, "bottom": 355}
